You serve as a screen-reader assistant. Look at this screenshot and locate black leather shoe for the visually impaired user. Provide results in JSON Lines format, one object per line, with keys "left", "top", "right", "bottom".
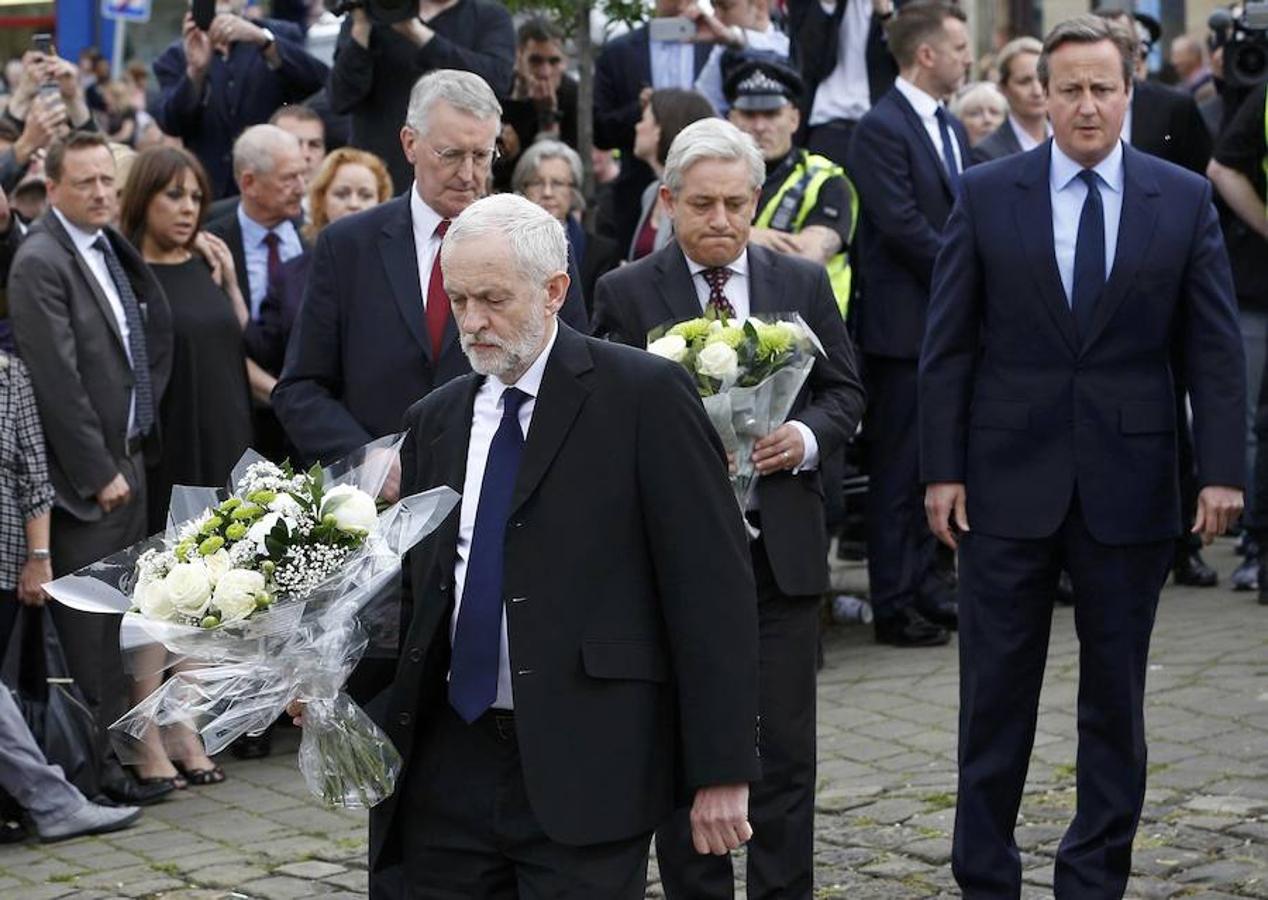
{"left": 0, "top": 820, "right": 26, "bottom": 844}
{"left": 230, "top": 728, "right": 273, "bottom": 760}
{"left": 874, "top": 608, "right": 950, "bottom": 647}
{"left": 1231, "top": 555, "right": 1259, "bottom": 592}
{"left": 917, "top": 590, "right": 958, "bottom": 631}
{"left": 1055, "top": 571, "right": 1075, "bottom": 606}
{"left": 99, "top": 775, "right": 175, "bottom": 807}
{"left": 1174, "top": 551, "right": 1218, "bottom": 587}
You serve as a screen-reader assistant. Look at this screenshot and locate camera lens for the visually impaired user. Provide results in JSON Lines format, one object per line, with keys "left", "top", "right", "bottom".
{"left": 1231, "top": 43, "right": 1267, "bottom": 82}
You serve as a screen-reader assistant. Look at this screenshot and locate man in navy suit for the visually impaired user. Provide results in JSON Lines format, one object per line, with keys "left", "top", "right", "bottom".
{"left": 273, "top": 70, "right": 588, "bottom": 480}
{"left": 847, "top": 0, "right": 972, "bottom": 647}
{"left": 920, "top": 17, "right": 1245, "bottom": 897}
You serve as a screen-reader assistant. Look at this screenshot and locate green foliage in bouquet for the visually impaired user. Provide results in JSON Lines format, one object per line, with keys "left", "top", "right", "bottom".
{"left": 648, "top": 311, "right": 810, "bottom": 396}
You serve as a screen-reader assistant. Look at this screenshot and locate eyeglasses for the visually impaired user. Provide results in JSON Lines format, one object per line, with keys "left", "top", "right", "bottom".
{"left": 428, "top": 145, "right": 500, "bottom": 170}
{"left": 523, "top": 177, "right": 575, "bottom": 193}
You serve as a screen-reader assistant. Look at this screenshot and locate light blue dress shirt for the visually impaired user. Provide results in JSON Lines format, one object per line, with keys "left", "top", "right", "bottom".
{"left": 237, "top": 205, "right": 304, "bottom": 321}
{"left": 1050, "top": 139, "right": 1124, "bottom": 306}
{"left": 649, "top": 39, "right": 696, "bottom": 91}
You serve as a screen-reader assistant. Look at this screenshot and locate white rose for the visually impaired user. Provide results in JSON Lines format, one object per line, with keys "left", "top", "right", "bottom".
{"left": 647, "top": 334, "right": 688, "bottom": 363}
{"left": 135, "top": 578, "right": 175, "bottom": 621}
{"left": 212, "top": 568, "right": 266, "bottom": 624}
{"left": 696, "top": 341, "right": 740, "bottom": 382}
{"left": 164, "top": 561, "right": 212, "bottom": 618}
{"left": 203, "top": 548, "right": 232, "bottom": 585}
{"left": 246, "top": 511, "right": 291, "bottom": 550}
{"left": 319, "top": 484, "right": 379, "bottom": 534}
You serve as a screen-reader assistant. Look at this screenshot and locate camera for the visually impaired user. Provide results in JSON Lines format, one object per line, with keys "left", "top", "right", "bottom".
{"left": 1209, "top": 2, "right": 1268, "bottom": 88}
{"left": 323, "top": 0, "right": 417, "bottom": 26}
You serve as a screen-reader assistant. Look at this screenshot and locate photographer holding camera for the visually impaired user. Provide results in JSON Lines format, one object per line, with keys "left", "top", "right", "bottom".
{"left": 328, "top": 0, "right": 515, "bottom": 193}
{"left": 2, "top": 48, "right": 97, "bottom": 194}
{"left": 151, "top": 0, "right": 329, "bottom": 199}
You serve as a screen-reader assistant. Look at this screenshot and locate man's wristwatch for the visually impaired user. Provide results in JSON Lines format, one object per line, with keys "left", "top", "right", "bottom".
{"left": 28, "top": 548, "right": 51, "bottom": 561}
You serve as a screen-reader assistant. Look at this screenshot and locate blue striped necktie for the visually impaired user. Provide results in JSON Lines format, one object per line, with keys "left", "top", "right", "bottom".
{"left": 934, "top": 107, "right": 962, "bottom": 193}
{"left": 92, "top": 236, "right": 154, "bottom": 437}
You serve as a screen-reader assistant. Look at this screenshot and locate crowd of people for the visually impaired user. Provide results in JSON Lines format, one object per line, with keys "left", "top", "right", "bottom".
{"left": 0, "top": 0, "right": 1264, "bottom": 896}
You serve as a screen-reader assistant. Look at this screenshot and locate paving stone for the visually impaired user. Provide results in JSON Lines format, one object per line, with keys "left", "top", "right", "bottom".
{"left": 274, "top": 860, "right": 349, "bottom": 879}
{"left": 186, "top": 863, "right": 272, "bottom": 887}
{"left": 239, "top": 875, "right": 335, "bottom": 899}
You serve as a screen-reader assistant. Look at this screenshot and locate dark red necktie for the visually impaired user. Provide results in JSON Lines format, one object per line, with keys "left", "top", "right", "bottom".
{"left": 702, "top": 266, "right": 735, "bottom": 318}
{"left": 262, "top": 231, "right": 283, "bottom": 296}
{"left": 426, "top": 219, "right": 452, "bottom": 361}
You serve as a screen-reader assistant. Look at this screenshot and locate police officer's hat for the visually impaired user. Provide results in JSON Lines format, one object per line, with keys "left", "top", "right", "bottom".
{"left": 723, "top": 59, "right": 804, "bottom": 112}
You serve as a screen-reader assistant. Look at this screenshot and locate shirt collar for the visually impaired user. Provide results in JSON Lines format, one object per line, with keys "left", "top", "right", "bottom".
{"left": 52, "top": 206, "right": 103, "bottom": 254}
{"left": 409, "top": 182, "right": 446, "bottom": 240}
{"left": 1050, "top": 137, "right": 1125, "bottom": 195}
{"left": 895, "top": 76, "right": 943, "bottom": 120}
{"left": 237, "top": 203, "right": 296, "bottom": 247}
{"left": 1008, "top": 112, "right": 1049, "bottom": 148}
{"left": 684, "top": 247, "right": 750, "bottom": 279}
{"left": 498, "top": 318, "right": 559, "bottom": 401}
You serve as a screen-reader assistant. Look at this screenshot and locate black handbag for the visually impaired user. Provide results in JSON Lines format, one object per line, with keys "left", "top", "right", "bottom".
{"left": 1, "top": 605, "right": 103, "bottom": 800}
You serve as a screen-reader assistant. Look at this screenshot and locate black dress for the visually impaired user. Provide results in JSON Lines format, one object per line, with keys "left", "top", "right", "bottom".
{"left": 145, "top": 257, "right": 254, "bottom": 534}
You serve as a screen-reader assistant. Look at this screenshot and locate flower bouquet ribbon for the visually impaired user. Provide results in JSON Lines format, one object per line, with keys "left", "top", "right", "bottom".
{"left": 647, "top": 314, "right": 823, "bottom": 521}
{"left": 43, "top": 434, "right": 459, "bottom": 808}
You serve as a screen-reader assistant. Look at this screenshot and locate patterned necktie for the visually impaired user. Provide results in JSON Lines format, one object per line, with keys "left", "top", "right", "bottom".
{"left": 92, "top": 236, "right": 154, "bottom": 437}
{"left": 1072, "top": 169, "right": 1106, "bottom": 341}
{"left": 702, "top": 266, "right": 735, "bottom": 318}
{"left": 450, "top": 386, "right": 529, "bottom": 723}
{"left": 426, "top": 219, "right": 452, "bottom": 361}
{"left": 934, "top": 107, "right": 962, "bottom": 194}
{"left": 262, "top": 232, "right": 283, "bottom": 297}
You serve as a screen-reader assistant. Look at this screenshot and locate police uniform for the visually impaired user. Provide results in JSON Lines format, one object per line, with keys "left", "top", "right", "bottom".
{"left": 727, "top": 61, "right": 859, "bottom": 315}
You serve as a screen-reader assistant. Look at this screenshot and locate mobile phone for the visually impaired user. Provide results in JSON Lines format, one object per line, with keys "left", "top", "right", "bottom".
{"left": 192, "top": 0, "right": 216, "bottom": 31}
{"left": 649, "top": 16, "right": 695, "bottom": 42}
{"left": 32, "top": 33, "right": 54, "bottom": 55}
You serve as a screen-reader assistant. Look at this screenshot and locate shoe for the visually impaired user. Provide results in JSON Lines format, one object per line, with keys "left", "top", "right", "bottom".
{"left": 874, "top": 608, "right": 950, "bottom": 647}
{"left": 230, "top": 728, "right": 272, "bottom": 760}
{"left": 0, "top": 820, "right": 26, "bottom": 844}
{"left": 1173, "top": 550, "right": 1218, "bottom": 587}
{"left": 35, "top": 801, "right": 141, "bottom": 842}
{"left": 1055, "top": 571, "right": 1075, "bottom": 606}
{"left": 917, "top": 592, "right": 958, "bottom": 631}
{"left": 100, "top": 774, "right": 176, "bottom": 807}
{"left": 1231, "top": 556, "right": 1259, "bottom": 592}
{"left": 175, "top": 762, "right": 226, "bottom": 786}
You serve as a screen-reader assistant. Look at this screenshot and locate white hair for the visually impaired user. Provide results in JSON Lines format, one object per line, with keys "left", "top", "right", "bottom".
{"left": 405, "top": 69, "right": 502, "bottom": 136}
{"left": 442, "top": 193, "right": 568, "bottom": 288}
{"left": 511, "top": 139, "right": 584, "bottom": 209}
{"left": 232, "top": 124, "right": 300, "bottom": 181}
{"left": 662, "top": 118, "right": 764, "bottom": 196}
{"left": 950, "top": 81, "right": 1008, "bottom": 120}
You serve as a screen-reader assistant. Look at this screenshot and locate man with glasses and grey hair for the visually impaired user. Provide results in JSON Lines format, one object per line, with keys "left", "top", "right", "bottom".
{"left": 593, "top": 117, "right": 864, "bottom": 900}
{"left": 274, "top": 69, "right": 588, "bottom": 489}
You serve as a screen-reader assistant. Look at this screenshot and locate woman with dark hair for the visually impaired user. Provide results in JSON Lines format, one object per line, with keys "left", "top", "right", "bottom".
{"left": 627, "top": 88, "right": 717, "bottom": 261}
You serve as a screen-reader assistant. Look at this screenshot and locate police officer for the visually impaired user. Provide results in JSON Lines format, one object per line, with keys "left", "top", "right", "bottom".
{"left": 726, "top": 59, "right": 858, "bottom": 315}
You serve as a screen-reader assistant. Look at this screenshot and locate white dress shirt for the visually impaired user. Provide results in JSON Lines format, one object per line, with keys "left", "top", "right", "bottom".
{"left": 1120, "top": 98, "right": 1133, "bottom": 146}
{"left": 1008, "top": 112, "right": 1049, "bottom": 152}
{"left": 894, "top": 77, "right": 965, "bottom": 176}
{"left": 410, "top": 184, "right": 447, "bottom": 315}
{"left": 53, "top": 207, "right": 136, "bottom": 436}
{"left": 810, "top": 0, "right": 875, "bottom": 126}
{"left": 237, "top": 204, "right": 303, "bottom": 320}
{"left": 683, "top": 248, "right": 820, "bottom": 471}
{"left": 1050, "top": 139, "right": 1124, "bottom": 305}
{"left": 450, "top": 320, "right": 560, "bottom": 711}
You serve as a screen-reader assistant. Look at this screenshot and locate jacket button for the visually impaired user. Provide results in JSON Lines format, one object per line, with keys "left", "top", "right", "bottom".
{"left": 397, "top": 712, "right": 412, "bottom": 726}
{"left": 408, "top": 648, "right": 422, "bottom": 663}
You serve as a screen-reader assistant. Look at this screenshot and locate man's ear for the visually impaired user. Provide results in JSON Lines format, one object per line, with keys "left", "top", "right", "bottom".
{"left": 400, "top": 127, "right": 417, "bottom": 166}
{"left": 545, "top": 269, "right": 570, "bottom": 314}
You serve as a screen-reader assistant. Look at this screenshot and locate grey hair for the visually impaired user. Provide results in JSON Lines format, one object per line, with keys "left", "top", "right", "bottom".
{"left": 1038, "top": 15, "right": 1135, "bottom": 88}
{"left": 511, "top": 140, "right": 583, "bottom": 210}
{"left": 404, "top": 69, "right": 503, "bottom": 135}
{"left": 950, "top": 81, "right": 1008, "bottom": 119}
{"left": 442, "top": 193, "right": 568, "bottom": 288}
{"left": 232, "top": 124, "right": 300, "bottom": 181}
{"left": 662, "top": 118, "right": 763, "bottom": 196}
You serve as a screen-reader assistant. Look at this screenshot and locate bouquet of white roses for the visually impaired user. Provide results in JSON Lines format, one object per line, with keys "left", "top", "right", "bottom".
{"left": 648, "top": 313, "right": 822, "bottom": 514}
{"left": 45, "top": 435, "right": 458, "bottom": 809}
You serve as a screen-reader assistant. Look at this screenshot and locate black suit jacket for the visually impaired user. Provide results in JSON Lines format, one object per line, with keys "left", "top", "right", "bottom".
{"left": 920, "top": 143, "right": 1245, "bottom": 545}
{"left": 271, "top": 193, "right": 590, "bottom": 464}
{"left": 1130, "top": 79, "right": 1212, "bottom": 175}
{"left": 848, "top": 85, "right": 972, "bottom": 359}
{"left": 369, "top": 323, "right": 760, "bottom": 873}
{"left": 971, "top": 119, "right": 1023, "bottom": 165}
{"left": 787, "top": 0, "right": 897, "bottom": 131}
{"left": 591, "top": 242, "right": 865, "bottom": 596}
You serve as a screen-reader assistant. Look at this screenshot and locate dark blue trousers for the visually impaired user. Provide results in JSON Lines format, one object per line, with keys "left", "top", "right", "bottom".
{"left": 953, "top": 497, "right": 1171, "bottom": 899}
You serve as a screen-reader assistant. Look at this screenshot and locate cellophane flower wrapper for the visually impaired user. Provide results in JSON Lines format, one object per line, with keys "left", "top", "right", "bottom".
{"left": 44, "top": 434, "right": 459, "bottom": 808}
{"left": 647, "top": 313, "right": 823, "bottom": 512}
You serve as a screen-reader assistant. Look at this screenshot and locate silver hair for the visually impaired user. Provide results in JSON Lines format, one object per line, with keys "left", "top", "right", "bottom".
{"left": 442, "top": 193, "right": 568, "bottom": 288}
{"left": 662, "top": 118, "right": 764, "bottom": 196}
{"left": 404, "top": 69, "right": 503, "bottom": 135}
{"left": 511, "top": 140, "right": 584, "bottom": 210}
{"left": 950, "top": 81, "right": 1008, "bottom": 120}
{"left": 232, "top": 124, "right": 300, "bottom": 181}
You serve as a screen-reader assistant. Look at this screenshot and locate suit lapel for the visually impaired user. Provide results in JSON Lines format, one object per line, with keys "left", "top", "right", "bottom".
{"left": 509, "top": 325, "right": 593, "bottom": 517}
{"left": 378, "top": 195, "right": 431, "bottom": 360}
{"left": 746, "top": 245, "right": 781, "bottom": 315}
{"left": 1012, "top": 145, "right": 1079, "bottom": 355}
{"left": 654, "top": 243, "right": 707, "bottom": 327}
{"left": 42, "top": 214, "right": 128, "bottom": 356}
{"left": 890, "top": 88, "right": 953, "bottom": 197}
{"left": 227, "top": 216, "right": 250, "bottom": 304}
{"left": 1083, "top": 146, "right": 1160, "bottom": 350}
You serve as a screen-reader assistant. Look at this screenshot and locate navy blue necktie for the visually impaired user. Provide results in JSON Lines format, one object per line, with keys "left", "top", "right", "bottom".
{"left": 92, "top": 236, "right": 154, "bottom": 437}
{"left": 449, "top": 386, "right": 529, "bottom": 723}
{"left": 1071, "top": 169, "right": 1106, "bottom": 341}
{"left": 934, "top": 107, "right": 962, "bottom": 194}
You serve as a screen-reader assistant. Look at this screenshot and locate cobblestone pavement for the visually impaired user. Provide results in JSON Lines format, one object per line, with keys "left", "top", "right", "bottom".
{"left": 0, "top": 541, "right": 1264, "bottom": 899}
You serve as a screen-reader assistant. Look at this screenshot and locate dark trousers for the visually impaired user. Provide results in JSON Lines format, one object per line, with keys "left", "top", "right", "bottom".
{"left": 655, "top": 535, "right": 818, "bottom": 900}
{"left": 863, "top": 356, "right": 940, "bottom": 619}
{"left": 807, "top": 119, "right": 858, "bottom": 169}
{"left": 953, "top": 497, "right": 1171, "bottom": 899}
{"left": 400, "top": 705, "right": 652, "bottom": 899}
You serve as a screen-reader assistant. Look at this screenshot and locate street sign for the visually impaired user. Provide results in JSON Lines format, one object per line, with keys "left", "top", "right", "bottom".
{"left": 101, "top": 0, "right": 150, "bottom": 23}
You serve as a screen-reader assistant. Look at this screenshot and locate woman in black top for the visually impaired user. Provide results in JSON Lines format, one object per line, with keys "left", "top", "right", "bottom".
{"left": 117, "top": 146, "right": 254, "bottom": 787}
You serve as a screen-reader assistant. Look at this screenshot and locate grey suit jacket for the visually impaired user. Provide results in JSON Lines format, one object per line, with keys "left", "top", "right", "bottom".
{"left": 971, "top": 120, "right": 1024, "bottom": 165}
{"left": 8, "top": 212, "right": 173, "bottom": 522}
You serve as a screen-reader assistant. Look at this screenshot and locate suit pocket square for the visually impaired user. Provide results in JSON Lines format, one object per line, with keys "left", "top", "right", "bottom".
{"left": 970, "top": 401, "right": 1030, "bottom": 431}
{"left": 581, "top": 639, "right": 670, "bottom": 683}
{"left": 1120, "top": 402, "right": 1175, "bottom": 435}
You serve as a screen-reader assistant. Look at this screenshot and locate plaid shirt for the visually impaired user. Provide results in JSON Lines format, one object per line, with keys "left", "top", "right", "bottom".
{"left": 0, "top": 351, "right": 55, "bottom": 589}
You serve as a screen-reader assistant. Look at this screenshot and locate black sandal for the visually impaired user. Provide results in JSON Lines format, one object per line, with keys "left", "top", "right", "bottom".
{"left": 175, "top": 763, "right": 226, "bottom": 786}
{"left": 136, "top": 774, "right": 186, "bottom": 791}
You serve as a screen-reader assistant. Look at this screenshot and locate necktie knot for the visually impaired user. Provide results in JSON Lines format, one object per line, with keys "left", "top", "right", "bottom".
{"left": 500, "top": 387, "right": 527, "bottom": 420}
{"left": 262, "top": 231, "right": 280, "bottom": 249}
{"left": 701, "top": 266, "right": 736, "bottom": 318}
{"left": 1078, "top": 169, "right": 1100, "bottom": 192}
{"left": 92, "top": 235, "right": 112, "bottom": 256}
{"left": 435, "top": 219, "right": 451, "bottom": 239}
{"left": 703, "top": 267, "right": 731, "bottom": 291}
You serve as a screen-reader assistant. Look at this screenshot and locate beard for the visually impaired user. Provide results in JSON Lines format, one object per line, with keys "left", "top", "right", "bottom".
{"left": 461, "top": 309, "right": 548, "bottom": 381}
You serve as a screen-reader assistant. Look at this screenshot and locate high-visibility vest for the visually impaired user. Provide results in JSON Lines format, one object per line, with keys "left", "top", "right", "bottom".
{"left": 755, "top": 150, "right": 859, "bottom": 317}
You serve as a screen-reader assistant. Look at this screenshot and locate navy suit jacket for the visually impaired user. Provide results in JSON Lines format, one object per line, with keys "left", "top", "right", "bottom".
{"left": 919, "top": 143, "right": 1245, "bottom": 545}
{"left": 272, "top": 193, "right": 590, "bottom": 465}
{"left": 847, "top": 85, "right": 971, "bottom": 360}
